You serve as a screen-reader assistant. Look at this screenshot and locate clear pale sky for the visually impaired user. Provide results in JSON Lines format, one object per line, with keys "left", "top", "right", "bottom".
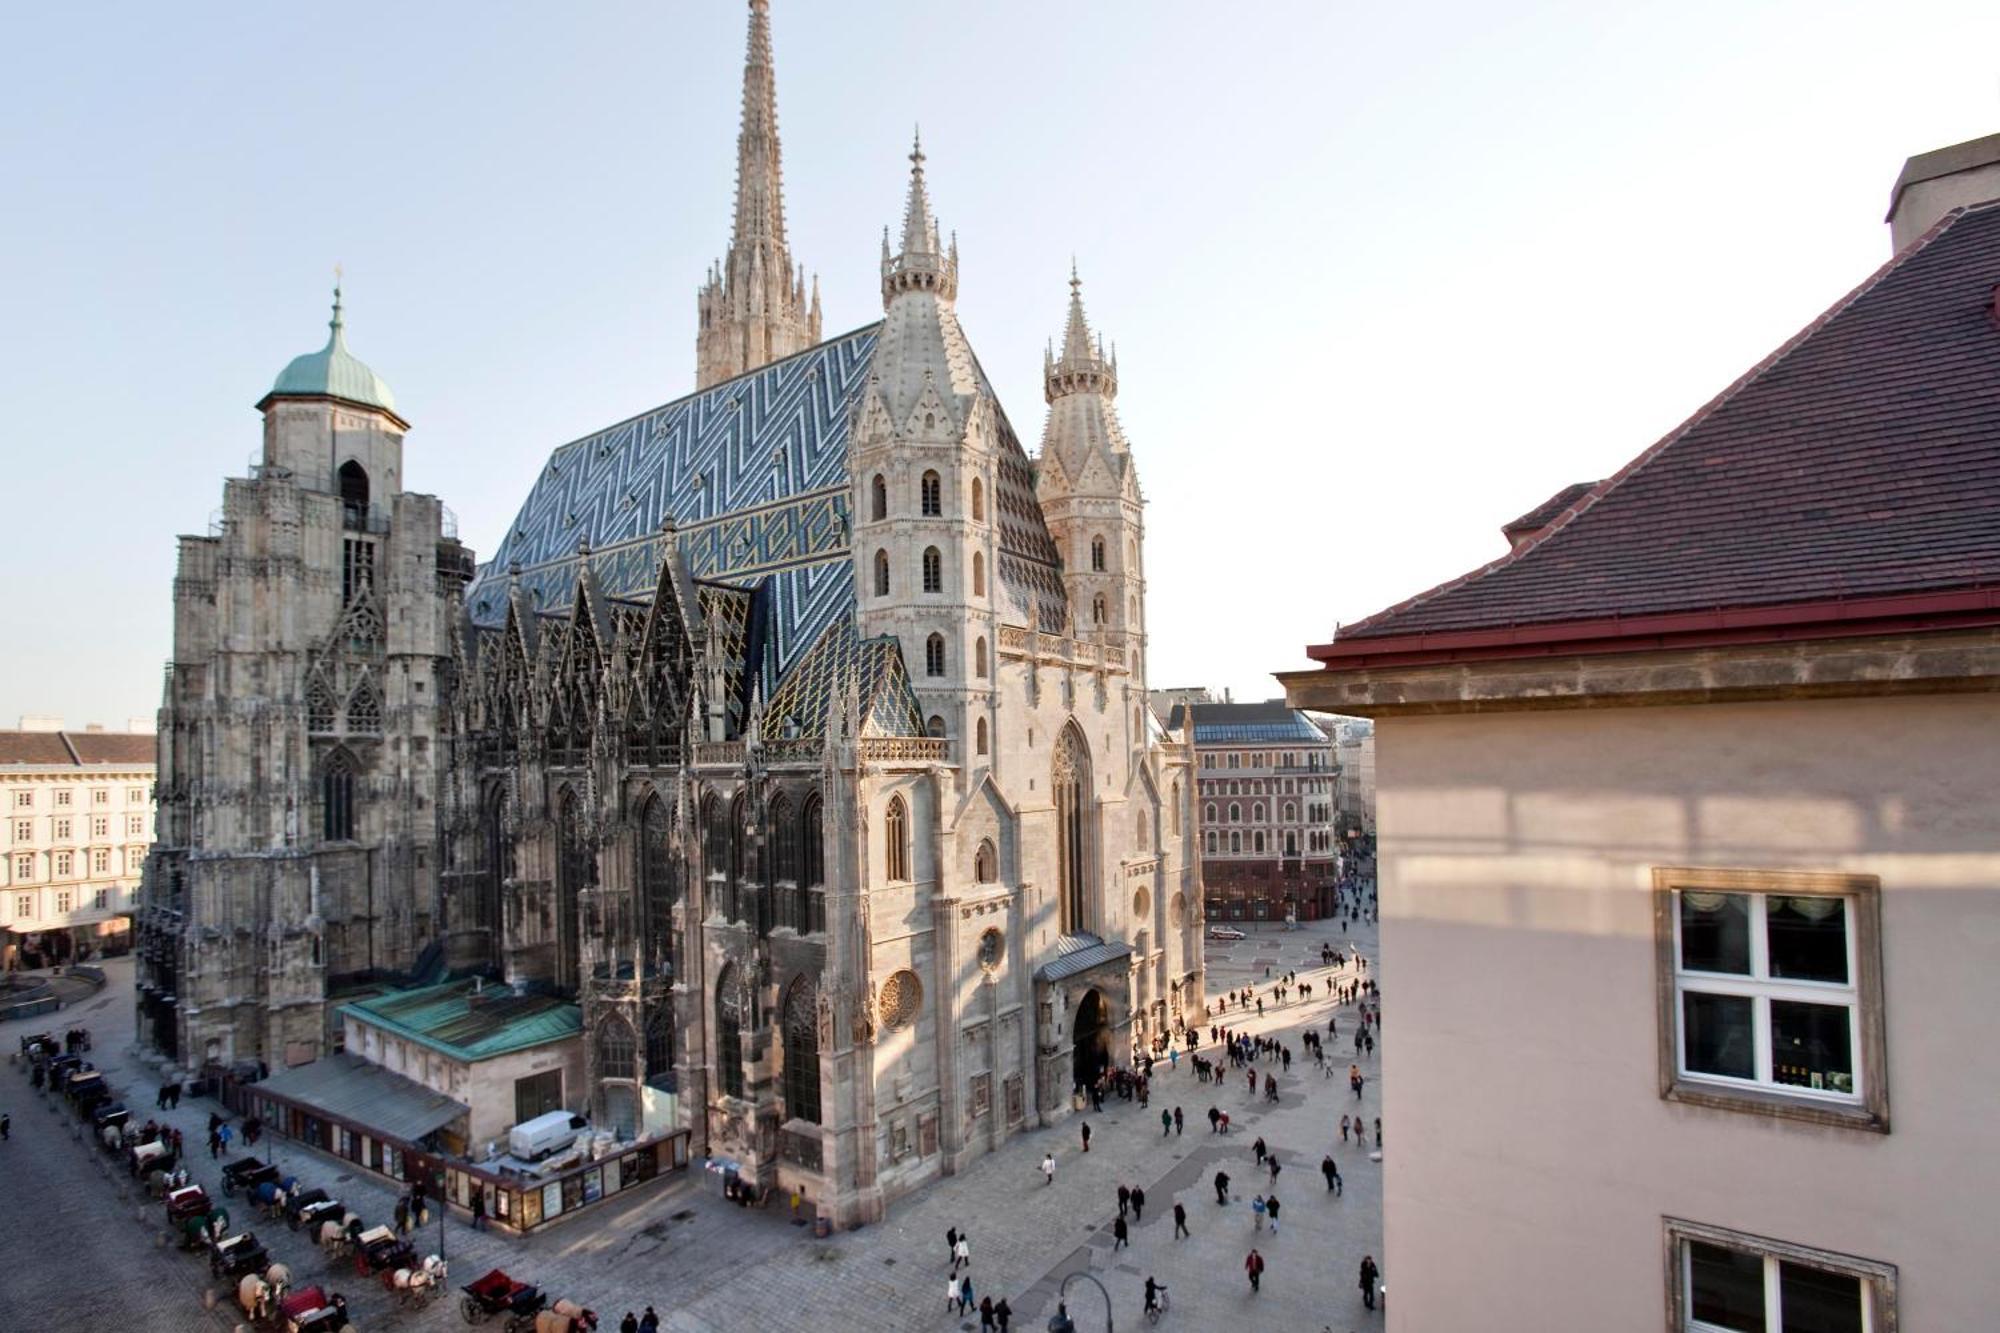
{"left": 4, "top": 1, "right": 1998, "bottom": 728}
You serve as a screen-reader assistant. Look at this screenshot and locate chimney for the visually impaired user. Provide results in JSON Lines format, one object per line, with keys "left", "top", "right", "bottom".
{"left": 1886, "top": 132, "right": 2000, "bottom": 254}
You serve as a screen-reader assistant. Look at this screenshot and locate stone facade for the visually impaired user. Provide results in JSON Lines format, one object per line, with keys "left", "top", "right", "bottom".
{"left": 139, "top": 0, "right": 1201, "bottom": 1231}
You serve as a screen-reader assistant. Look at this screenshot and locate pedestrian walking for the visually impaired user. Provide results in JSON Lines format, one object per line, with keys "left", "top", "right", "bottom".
{"left": 1173, "top": 1201, "right": 1189, "bottom": 1239}
{"left": 621, "top": 1314, "right": 639, "bottom": 1333}
{"left": 1375, "top": 1116, "right": 1382, "bottom": 1147}
{"left": 947, "top": 1274, "right": 962, "bottom": 1312}
{"left": 1214, "top": 1169, "right": 1231, "bottom": 1205}
{"left": 1117, "top": 1184, "right": 1130, "bottom": 1218}
{"left": 947, "top": 1225, "right": 959, "bottom": 1265}
{"left": 980, "top": 1295, "right": 996, "bottom": 1331}
{"left": 1207, "top": 1106, "right": 1221, "bottom": 1133}
{"left": 1080, "top": 1121, "right": 1092, "bottom": 1152}
{"left": 1, "top": 1112, "right": 9, "bottom": 1141}
{"left": 1251, "top": 1194, "right": 1266, "bottom": 1231}
{"left": 640, "top": 1308, "right": 659, "bottom": 1333}
{"left": 994, "top": 1297, "right": 1011, "bottom": 1332}
{"left": 1267, "top": 1155, "right": 1281, "bottom": 1186}
{"left": 1041, "top": 1153, "right": 1056, "bottom": 1186}
{"left": 1160, "top": 1108, "right": 1172, "bottom": 1137}
{"left": 1265, "top": 1194, "right": 1280, "bottom": 1235}
{"left": 1112, "top": 1215, "right": 1129, "bottom": 1250}
{"left": 1129, "top": 1186, "right": 1145, "bottom": 1222}
{"left": 1321, "top": 1155, "right": 1342, "bottom": 1195}
{"left": 1173, "top": 1106, "right": 1184, "bottom": 1136}
{"left": 960, "top": 1273, "right": 976, "bottom": 1314}
{"left": 394, "top": 1197, "right": 410, "bottom": 1235}
{"left": 471, "top": 1188, "right": 487, "bottom": 1230}
{"left": 1341, "top": 1114, "right": 1350, "bottom": 1143}
{"left": 955, "top": 1236, "right": 971, "bottom": 1272}
{"left": 1360, "top": 1254, "right": 1380, "bottom": 1310}
{"left": 1245, "top": 1249, "right": 1265, "bottom": 1293}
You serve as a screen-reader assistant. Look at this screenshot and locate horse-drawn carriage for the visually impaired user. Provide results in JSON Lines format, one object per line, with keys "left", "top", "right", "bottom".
{"left": 165, "top": 1184, "right": 226, "bottom": 1250}
{"left": 278, "top": 1284, "right": 354, "bottom": 1333}
{"left": 209, "top": 1229, "right": 271, "bottom": 1281}
{"left": 250, "top": 1175, "right": 299, "bottom": 1218}
{"left": 91, "top": 1101, "right": 130, "bottom": 1147}
{"left": 351, "top": 1224, "right": 415, "bottom": 1279}
{"left": 222, "top": 1155, "right": 283, "bottom": 1198}
{"left": 460, "top": 1268, "right": 547, "bottom": 1330}
{"left": 316, "top": 1212, "right": 365, "bottom": 1263}
{"left": 129, "top": 1136, "right": 175, "bottom": 1178}
{"left": 383, "top": 1253, "right": 448, "bottom": 1309}
{"left": 282, "top": 1186, "right": 332, "bottom": 1229}
{"left": 289, "top": 1192, "right": 339, "bottom": 1232}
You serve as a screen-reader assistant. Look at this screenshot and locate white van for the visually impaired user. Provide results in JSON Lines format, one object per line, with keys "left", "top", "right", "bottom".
{"left": 508, "top": 1110, "right": 588, "bottom": 1161}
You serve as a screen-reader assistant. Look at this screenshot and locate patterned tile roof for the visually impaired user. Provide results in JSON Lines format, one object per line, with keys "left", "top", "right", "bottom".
{"left": 466, "top": 326, "right": 879, "bottom": 691}
{"left": 1337, "top": 202, "right": 2000, "bottom": 642}
{"left": 764, "top": 619, "right": 925, "bottom": 740}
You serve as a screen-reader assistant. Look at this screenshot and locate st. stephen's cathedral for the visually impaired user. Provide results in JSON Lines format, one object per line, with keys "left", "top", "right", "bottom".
{"left": 138, "top": 0, "right": 1201, "bottom": 1224}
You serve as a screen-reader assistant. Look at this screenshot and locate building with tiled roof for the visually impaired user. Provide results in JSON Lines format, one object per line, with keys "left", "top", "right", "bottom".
{"left": 1179, "top": 699, "right": 1341, "bottom": 922}
{"left": 142, "top": 0, "right": 1199, "bottom": 1232}
{"left": 1281, "top": 139, "right": 2000, "bottom": 1331}
{"left": 2, "top": 722, "right": 154, "bottom": 968}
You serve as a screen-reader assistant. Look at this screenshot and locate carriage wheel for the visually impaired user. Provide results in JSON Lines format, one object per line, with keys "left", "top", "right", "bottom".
{"left": 460, "top": 1294, "right": 484, "bottom": 1324}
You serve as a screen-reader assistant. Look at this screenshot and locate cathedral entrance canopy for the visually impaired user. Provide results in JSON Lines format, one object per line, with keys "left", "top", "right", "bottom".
{"left": 1035, "top": 932, "right": 1131, "bottom": 983}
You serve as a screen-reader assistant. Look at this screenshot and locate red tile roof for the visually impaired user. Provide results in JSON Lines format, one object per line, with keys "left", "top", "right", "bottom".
{"left": 0, "top": 731, "right": 155, "bottom": 768}
{"left": 1325, "top": 202, "right": 2000, "bottom": 650}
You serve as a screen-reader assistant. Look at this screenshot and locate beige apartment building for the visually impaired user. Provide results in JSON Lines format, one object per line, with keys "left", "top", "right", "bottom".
{"left": 2, "top": 720, "right": 156, "bottom": 968}
{"left": 1283, "top": 139, "right": 2000, "bottom": 1331}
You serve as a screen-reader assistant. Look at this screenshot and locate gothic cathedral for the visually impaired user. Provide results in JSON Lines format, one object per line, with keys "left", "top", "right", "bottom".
{"left": 139, "top": 0, "right": 1201, "bottom": 1226}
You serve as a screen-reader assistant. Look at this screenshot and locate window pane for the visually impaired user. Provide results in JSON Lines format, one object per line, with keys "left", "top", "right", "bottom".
{"left": 1683, "top": 991, "right": 1755, "bottom": 1080}
{"left": 1770, "top": 1001, "right": 1854, "bottom": 1094}
{"left": 1765, "top": 896, "right": 1848, "bottom": 984}
{"left": 1778, "top": 1262, "right": 1862, "bottom": 1333}
{"left": 1689, "top": 1241, "right": 1767, "bottom": 1332}
{"left": 1680, "top": 892, "right": 1752, "bottom": 974}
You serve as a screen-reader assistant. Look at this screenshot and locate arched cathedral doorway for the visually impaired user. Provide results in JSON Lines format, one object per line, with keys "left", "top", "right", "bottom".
{"left": 1072, "top": 988, "right": 1111, "bottom": 1092}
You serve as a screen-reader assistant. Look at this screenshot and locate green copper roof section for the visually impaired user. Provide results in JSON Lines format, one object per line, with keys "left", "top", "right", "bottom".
{"left": 339, "top": 977, "right": 582, "bottom": 1062}
{"left": 265, "top": 285, "right": 399, "bottom": 417}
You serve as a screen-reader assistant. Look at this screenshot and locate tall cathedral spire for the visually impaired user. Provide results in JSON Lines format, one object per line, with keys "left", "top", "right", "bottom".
{"left": 695, "top": 0, "right": 821, "bottom": 390}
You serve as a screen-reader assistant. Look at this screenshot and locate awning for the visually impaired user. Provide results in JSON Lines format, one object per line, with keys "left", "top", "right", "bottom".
{"left": 252, "top": 1052, "right": 467, "bottom": 1143}
{"left": 1037, "top": 932, "right": 1134, "bottom": 983}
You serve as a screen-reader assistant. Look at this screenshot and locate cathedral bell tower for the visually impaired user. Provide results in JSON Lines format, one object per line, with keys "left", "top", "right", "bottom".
{"left": 850, "top": 136, "right": 998, "bottom": 759}
{"left": 695, "top": 0, "right": 821, "bottom": 389}
{"left": 1034, "top": 268, "right": 1147, "bottom": 692}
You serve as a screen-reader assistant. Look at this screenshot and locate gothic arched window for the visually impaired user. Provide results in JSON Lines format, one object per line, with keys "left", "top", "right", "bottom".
{"left": 1136, "top": 809, "right": 1149, "bottom": 849}
{"left": 782, "top": 976, "right": 821, "bottom": 1125}
{"left": 921, "top": 470, "right": 942, "bottom": 516}
{"left": 321, "top": 749, "right": 356, "bottom": 842}
{"left": 1205, "top": 802, "right": 1217, "bottom": 824}
{"left": 925, "top": 633, "right": 945, "bottom": 677}
{"left": 480, "top": 782, "right": 509, "bottom": 963}
{"left": 1229, "top": 803, "right": 1241, "bottom": 824}
{"left": 972, "top": 551, "right": 985, "bottom": 597}
{"left": 1254, "top": 831, "right": 1265, "bottom": 854}
{"left": 338, "top": 459, "right": 369, "bottom": 527}
{"left": 926, "top": 714, "right": 946, "bottom": 739}
{"left": 974, "top": 839, "right": 997, "bottom": 883}
{"left": 644, "top": 1002, "right": 675, "bottom": 1088}
{"left": 976, "top": 716, "right": 989, "bottom": 756}
{"left": 345, "top": 678, "right": 381, "bottom": 732}
{"left": 639, "top": 793, "right": 676, "bottom": 980}
{"left": 885, "top": 795, "right": 910, "bottom": 882}
{"left": 1091, "top": 595, "right": 1106, "bottom": 625}
{"left": 1090, "top": 536, "right": 1106, "bottom": 571}
{"left": 971, "top": 477, "right": 985, "bottom": 521}
{"left": 874, "top": 549, "right": 890, "bottom": 597}
{"left": 306, "top": 676, "right": 336, "bottom": 732}
{"left": 716, "top": 965, "right": 745, "bottom": 1100}
{"left": 801, "top": 793, "right": 824, "bottom": 888}
{"left": 1229, "top": 831, "right": 1241, "bottom": 854}
{"left": 871, "top": 473, "right": 887, "bottom": 522}
{"left": 769, "top": 793, "right": 796, "bottom": 885}
{"left": 1205, "top": 831, "right": 1216, "bottom": 855}
{"left": 702, "top": 794, "right": 727, "bottom": 881}
{"left": 975, "top": 636, "right": 988, "bottom": 678}
{"left": 555, "top": 787, "right": 589, "bottom": 993}
{"left": 1053, "top": 724, "right": 1093, "bottom": 933}
{"left": 922, "top": 546, "right": 942, "bottom": 593}
{"left": 598, "top": 1015, "right": 636, "bottom": 1080}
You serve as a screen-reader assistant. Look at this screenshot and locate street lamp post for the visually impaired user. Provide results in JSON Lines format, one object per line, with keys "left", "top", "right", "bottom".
{"left": 1046, "top": 1271, "right": 1114, "bottom": 1332}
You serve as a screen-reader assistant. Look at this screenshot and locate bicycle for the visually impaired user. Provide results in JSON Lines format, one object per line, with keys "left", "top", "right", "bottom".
{"left": 1146, "top": 1286, "right": 1171, "bottom": 1324}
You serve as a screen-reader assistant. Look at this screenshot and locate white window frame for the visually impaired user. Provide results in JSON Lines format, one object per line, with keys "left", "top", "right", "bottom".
{"left": 1665, "top": 1216, "right": 1896, "bottom": 1333}
{"left": 1672, "top": 887, "right": 1861, "bottom": 1103}
{"left": 1654, "top": 868, "right": 1887, "bottom": 1132}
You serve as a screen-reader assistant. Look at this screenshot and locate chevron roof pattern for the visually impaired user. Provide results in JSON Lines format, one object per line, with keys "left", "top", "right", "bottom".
{"left": 467, "top": 326, "right": 879, "bottom": 689}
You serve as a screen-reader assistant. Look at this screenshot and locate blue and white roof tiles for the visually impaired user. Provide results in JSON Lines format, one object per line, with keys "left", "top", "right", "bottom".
{"left": 467, "top": 317, "right": 1068, "bottom": 701}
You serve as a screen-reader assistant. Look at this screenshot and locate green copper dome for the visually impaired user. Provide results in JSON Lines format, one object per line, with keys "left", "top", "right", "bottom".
{"left": 265, "top": 287, "right": 399, "bottom": 417}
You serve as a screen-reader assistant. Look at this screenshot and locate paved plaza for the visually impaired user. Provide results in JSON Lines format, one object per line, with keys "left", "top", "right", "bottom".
{"left": 0, "top": 909, "right": 1382, "bottom": 1331}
